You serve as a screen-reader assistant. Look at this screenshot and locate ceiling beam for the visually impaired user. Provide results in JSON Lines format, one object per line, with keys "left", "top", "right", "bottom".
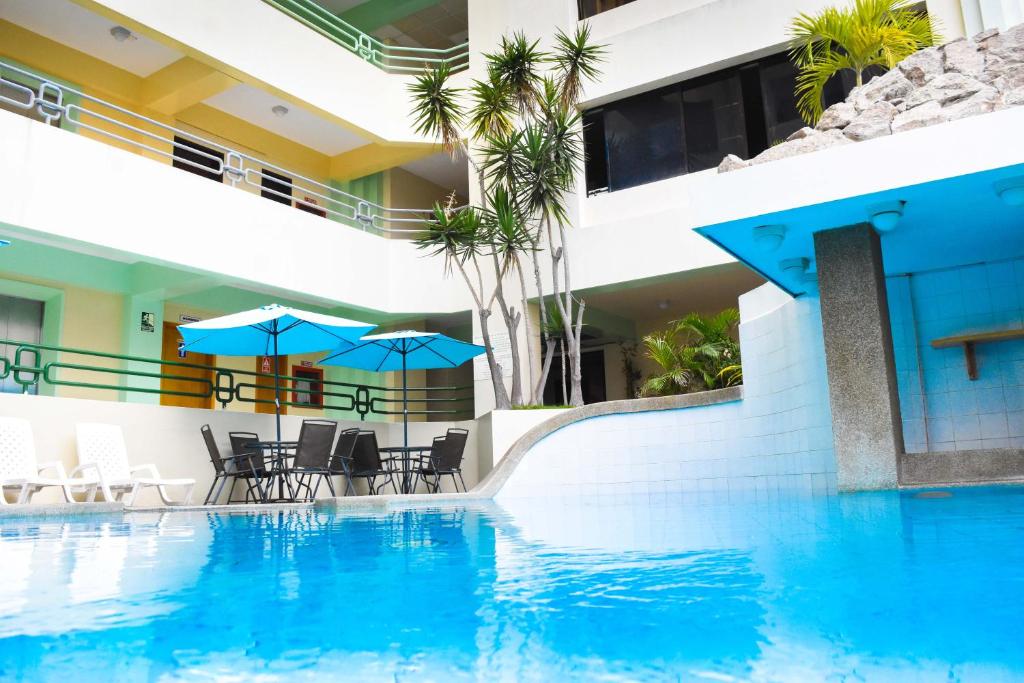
{"left": 140, "top": 57, "right": 238, "bottom": 115}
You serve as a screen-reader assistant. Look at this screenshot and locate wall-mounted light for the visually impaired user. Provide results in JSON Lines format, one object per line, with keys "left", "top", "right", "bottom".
{"left": 752, "top": 224, "right": 786, "bottom": 252}
{"left": 109, "top": 26, "right": 133, "bottom": 42}
{"left": 995, "top": 178, "right": 1024, "bottom": 207}
{"left": 271, "top": 105, "right": 289, "bottom": 117}
{"left": 779, "top": 257, "right": 809, "bottom": 277}
{"left": 867, "top": 200, "right": 905, "bottom": 233}
{"left": 657, "top": 299, "right": 670, "bottom": 311}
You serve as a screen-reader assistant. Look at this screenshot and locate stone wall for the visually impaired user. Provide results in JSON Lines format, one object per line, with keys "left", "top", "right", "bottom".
{"left": 720, "top": 23, "right": 1024, "bottom": 172}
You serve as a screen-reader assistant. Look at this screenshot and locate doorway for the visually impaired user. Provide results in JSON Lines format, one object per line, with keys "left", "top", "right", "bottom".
{"left": 542, "top": 347, "right": 607, "bottom": 406}
{"left": 160, "top": 322, "right": 214, "bottom": 409}
{"left": 256, "top": 355, "right": 289, "bottom": 415}
{"left": 0, "top": 294, "right": 44, "bottom": 395}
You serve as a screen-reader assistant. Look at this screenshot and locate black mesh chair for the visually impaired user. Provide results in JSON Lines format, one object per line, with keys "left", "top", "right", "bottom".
{"left": 414, "top": 428, "right": 469, "bottom": 493}
{"left": 227, "top": 431, "right": 267, "bottom": 503}
{"left": 347, "top": 430, "right": 397, "bottom": 495}
{"left": 329, "top": 428, "right": 360, "bottom": 496}
{"left": 201, "top": 425, "right": 266, "bottom": 505}
{"left": 285, "top": 419, "right": 338, "bottom": 501}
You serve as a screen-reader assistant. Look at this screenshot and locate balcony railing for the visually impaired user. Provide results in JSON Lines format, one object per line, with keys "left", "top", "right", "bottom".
{"left": 1, "top": 339, "right": 474, "bottom": 421}
{"left": 0, "top": 59, "right": 457, "bottom": 237}
{"left": 263, "top": 0, "right": 469, "bottom": 74}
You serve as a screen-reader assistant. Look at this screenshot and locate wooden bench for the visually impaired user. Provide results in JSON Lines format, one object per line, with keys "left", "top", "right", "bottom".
{"left": 931, "top": 329, "right": 1024, "bottom": 380}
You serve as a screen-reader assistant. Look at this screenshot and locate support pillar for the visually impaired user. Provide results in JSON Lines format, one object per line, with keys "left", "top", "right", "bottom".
{"left": 814, "top": 224, "right": 904, "bottom": 490}
{"left": 120, "top": 294, "right": 164, "bottom": 404}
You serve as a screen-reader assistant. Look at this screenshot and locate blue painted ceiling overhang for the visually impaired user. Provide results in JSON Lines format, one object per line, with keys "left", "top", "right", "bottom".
{"left": 694, "top": 163, "right": 1024, "bottom": 297}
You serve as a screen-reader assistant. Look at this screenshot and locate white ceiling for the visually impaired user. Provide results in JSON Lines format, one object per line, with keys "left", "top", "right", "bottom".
{"left": 203, "top": 84, "right": 367, "bottom": 156}
{"left": 0, "top": 0, "right": 182, "bottom": 77}
{"left": 402, "top": 151, "right": 469, "bottom": 196}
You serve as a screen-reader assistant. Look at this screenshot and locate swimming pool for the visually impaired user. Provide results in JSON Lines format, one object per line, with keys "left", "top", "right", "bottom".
{"left": 1, "top": 487, "right": 1023, "bottom": 681}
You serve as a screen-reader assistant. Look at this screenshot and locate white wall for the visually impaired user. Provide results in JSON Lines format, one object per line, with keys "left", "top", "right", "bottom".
{"left": 0, "top": 393, "right": 479, "bottom": 505}
{"left": 495, "top": 284, "right": 837, "bottom": 499}
{"left": 476, "top": 408, "right": 570, "bottom": 477}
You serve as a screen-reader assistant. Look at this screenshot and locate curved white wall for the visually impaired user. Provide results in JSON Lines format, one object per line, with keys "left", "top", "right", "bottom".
{"left": 495, "top": 284, "right": 837, "bottom": 499}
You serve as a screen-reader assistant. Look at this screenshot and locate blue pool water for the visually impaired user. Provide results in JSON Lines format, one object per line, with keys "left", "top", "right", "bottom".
{"left": 1, "top": 487, "right": 1023, "bottom": 681}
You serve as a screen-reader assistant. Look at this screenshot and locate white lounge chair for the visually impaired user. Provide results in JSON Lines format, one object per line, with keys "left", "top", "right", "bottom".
{"left": 0, "top": 417, "right": 100, "bottom": 504}
{"left": 75, "top": 423, "right": 195, "bottom": 506}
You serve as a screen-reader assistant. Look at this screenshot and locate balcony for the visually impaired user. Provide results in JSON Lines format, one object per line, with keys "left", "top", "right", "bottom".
{"left": 263, "top": 0, "right": 469, "bottom": 74}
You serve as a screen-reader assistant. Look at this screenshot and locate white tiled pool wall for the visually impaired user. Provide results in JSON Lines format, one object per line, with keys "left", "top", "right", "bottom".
{"left": 497, "top": 286, "right": 838, "bottom": 499}
{"left": 888, "top": 259, "right": 1024, "bottom": 454}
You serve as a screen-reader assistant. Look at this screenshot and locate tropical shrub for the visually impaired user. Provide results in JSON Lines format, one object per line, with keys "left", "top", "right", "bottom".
{"left": 789, "top": 0, "right": 940, "bottom": 124}
{"left": 640, "top": 309, "right": 742, "bottom": 396}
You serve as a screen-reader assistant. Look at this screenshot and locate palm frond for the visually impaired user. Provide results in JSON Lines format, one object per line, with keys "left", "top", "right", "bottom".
{"left": 485, "top": 31, "right": 544, "bottom": 117}
{"left": 468, "top": 74, "right": 515, "bottom": 139}
{"left": 549, "top": 23, "right": 607, "bottom": 109}
{"left": 408, "top": 63, "right": 463, "bottom": 154}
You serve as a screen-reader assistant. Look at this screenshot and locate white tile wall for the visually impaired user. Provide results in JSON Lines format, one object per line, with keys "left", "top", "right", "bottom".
{"left": 888, "top": 260, "right": 1024, "bottom": 454}
{"left": 497, "top": 287, "right": 837, "bottom": 500}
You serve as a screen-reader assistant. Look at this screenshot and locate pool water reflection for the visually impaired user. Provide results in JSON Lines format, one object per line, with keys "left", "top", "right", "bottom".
{"left": 1, "top": 487, "right": 1023, "bottom": 681}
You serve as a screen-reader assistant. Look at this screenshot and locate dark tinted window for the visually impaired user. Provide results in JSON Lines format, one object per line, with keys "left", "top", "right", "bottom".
{"left": 682, "top": 71, "right": 747, "bottom": 173}
{"left": 260, "top": 169, "right": 293, "bottom": 205}
{"left": 604, "top": 87, "right": 683, "bottom": 192}
{"left": 172, "top": 136, "right": 223, "bottom": 182}
{"left": 583, "top": 52, "right": 857, "bottom": 192}
{"left": 583, "top": 111, "right": 609, "bottom": 195}
{"left": 578, "top": 0, "right": 637, "bottom": 19}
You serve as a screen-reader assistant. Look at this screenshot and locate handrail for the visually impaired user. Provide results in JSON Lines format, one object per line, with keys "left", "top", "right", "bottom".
{"left": 0, "top": 339, "right": 474, "bottom": 421}
{"left": 262, "top": 0, "right": 469, "bottom": 74}
{"left": 0, "top": 59, "right": 462, "bottom": 237}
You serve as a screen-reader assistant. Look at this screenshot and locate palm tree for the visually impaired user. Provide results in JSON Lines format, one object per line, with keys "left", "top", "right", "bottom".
{"left": 408, "top": 25, "right": 605, "bottom": 409}
{"left": 640, "top": 309, "right": 742, "bottom": 397}
{"left": 789, "top": 0, "right": 940, "bottom": 124}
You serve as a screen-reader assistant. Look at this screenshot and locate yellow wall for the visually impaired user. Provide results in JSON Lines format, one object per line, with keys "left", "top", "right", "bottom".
{"left": 56, "top": 286, "right": 124, "bottom": 401}
{"left": 386, "top": 167, "right": 465, "bottom": 212}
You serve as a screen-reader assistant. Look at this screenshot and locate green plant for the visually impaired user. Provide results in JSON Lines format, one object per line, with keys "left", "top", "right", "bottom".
{"left": 789, "top": 0, "right": 939, "bottom": 124}
{"left": 409, "top": 25, "right": 606, "bottom": 409}
{"left": 620, "top": 342, "right": 642, "bottom": 399}
{"left": 640, "top": 309, "right": 742, "bottom": 397}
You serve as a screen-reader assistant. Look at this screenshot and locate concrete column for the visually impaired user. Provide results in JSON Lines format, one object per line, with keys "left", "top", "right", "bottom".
{"left": 120, "top": 293, "right": 164, "bottom": 404}
{"left": 814, "top": 224, "right": 904, "bottom": 490}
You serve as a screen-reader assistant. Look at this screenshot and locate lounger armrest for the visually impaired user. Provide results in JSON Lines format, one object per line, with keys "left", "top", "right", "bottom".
{"left": 130, "top": 463, "right": 161, "bottom": 479}
{"left": 36, "top": 460, "right": 69, "bottom": 478}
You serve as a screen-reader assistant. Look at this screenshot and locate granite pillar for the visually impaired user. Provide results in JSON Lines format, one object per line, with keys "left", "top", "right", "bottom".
{"left": 814, "top": 224, "right": 904, "bottom": 490}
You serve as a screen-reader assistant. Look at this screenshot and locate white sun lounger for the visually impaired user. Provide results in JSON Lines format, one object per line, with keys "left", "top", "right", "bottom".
{"left": 0, "top": 417, "right": 100, "bottom": 504}
{"left": 75, "top": 423, "right": 195, "bottom": 506}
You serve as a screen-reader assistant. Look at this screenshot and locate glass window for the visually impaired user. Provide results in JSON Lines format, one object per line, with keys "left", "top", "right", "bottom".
{"left": 172, "top": 136, "right": 224, "bottom": 182}
{"left": 583, "top": 111, "right": 609, "bottom": 195}
{"left": 758, "top": 57, "right": 805, "bottom": 146}
{"left": 604, "top": 87, "right": 684, "bottom": 192}
{"left": 260, "top": 169, "right": 293, "bottom": 206}
{"left": 577, "top": 0, "right": 637, "bottom": 20}
{"left": 682, "top": 72, "right": 747, "bottom": 173}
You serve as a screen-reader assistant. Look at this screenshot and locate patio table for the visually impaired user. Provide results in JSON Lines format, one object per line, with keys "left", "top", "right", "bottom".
{"left": 379, "top": 445, "right": 431, "bottom": 494}
{"left": 245, "top": 440, "right": 299, "bottom": 502}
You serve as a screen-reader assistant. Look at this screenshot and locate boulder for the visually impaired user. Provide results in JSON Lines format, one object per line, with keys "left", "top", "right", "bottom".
{"left": 891, "top": 101, "right": 945, "bottom": 133}
{"left": 942, "top": 86, "right": 1000, "bottom": 119}
{"left": 944, "top": 39, "right": 986, "bottom": 77}
{"left": 717, "top": 154, "right": 750, "bottom": 173}
{"left": 904, "top": 72, "right": 986, "bottom": 108}
{"left": 816, "top": 101, "right": 857, "bottom": 130}
{"left": 853, "top": 68, "right": 914, "bottom": 110}
{"left": 749, "top": 128, "right": 850, "bottom": 165}
{"left": 979, "top": 23, "right": 1024, "bottom": 64}
{"left": 786, "top": 126, "right": 816, "bottom": 141}
{"left": 899, "top": 46, "right": 944, "bottom": 86}
{"left": 842, "top": 100, "right": 896, "bottom": 141}
{"left": 1005, "top": 87, "right": 1024, "bottom": 105}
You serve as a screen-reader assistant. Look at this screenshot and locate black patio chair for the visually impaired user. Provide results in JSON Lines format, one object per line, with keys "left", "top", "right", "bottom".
{"left": 228, "top": 431, "right": 268, "bottom": 503}
{"left": 414, "top": 428, "right": 469, "bottom": 493}
{"left": 328, "top": 427, "right": 360, "bottom": 496}
{"left": 346, "top": 430, "right": 397, "bottom": 495}
{"left": 201, "top": 424, "right": 266, "bottom": 505}
{"left": 285, "top": 419, "right": 338, "bottom": 502}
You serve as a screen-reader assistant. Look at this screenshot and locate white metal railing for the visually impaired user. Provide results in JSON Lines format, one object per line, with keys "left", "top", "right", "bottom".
{"left": 263, "top": 0, "right": 469, "bottom": 74}
{"left": 0, "top": 59, "right": 457, "bottom": 237}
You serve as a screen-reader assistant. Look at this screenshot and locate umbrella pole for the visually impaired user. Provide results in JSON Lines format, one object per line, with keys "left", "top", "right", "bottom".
{"left": 402, "top": 349, "right": 409, "bottom": 452}
{"left": 273, "top": 331, "right": 282, "bottom": 444}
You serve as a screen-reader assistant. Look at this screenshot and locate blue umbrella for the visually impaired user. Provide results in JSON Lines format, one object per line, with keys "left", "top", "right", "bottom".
{"left": 179, "top": 304, "right": 376, "bottom": 441}
{"left": 318, "top": 331, "right": 485, "bottom": 451}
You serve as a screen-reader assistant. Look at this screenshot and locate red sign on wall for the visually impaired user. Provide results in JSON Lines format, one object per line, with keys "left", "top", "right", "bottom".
{"left": 261, "top": 356, "right": 273, "bottom": 374}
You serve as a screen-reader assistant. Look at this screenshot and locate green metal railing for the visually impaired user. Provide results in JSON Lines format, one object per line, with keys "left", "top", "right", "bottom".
{"left": 0, "top": 340, "right": 474, "bottom": 420}
{"left": 263, "top": 0, "right": 469, "bottom": 74}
